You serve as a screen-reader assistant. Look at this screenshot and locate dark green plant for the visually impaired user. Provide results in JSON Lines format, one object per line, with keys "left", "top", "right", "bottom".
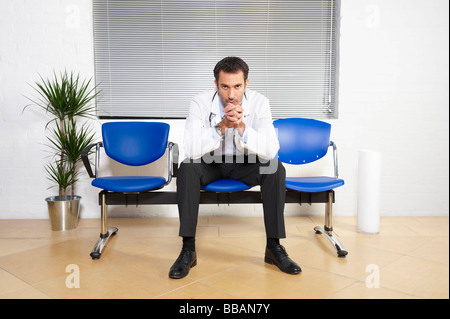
{"left": 26, "top": 71, "right": 97, "bottom": 124}
{"left": 47, "top": 119, "right": 96, "bottom": 197}
{"left": 45, "top": 160, "right": 76, "bottom": 199}
{"left": 25, "top": 70, "right": 99, "bottom": 200}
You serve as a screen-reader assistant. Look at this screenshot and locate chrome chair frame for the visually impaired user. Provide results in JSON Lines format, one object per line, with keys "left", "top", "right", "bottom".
{"left": 312, "top": 141, "right": 347, "bottom": 257}
{"left": 82, "top": 139, "right": 178, "bottom": 259}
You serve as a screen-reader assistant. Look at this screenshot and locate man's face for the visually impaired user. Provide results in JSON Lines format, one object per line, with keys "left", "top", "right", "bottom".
{"left": 214, "top": 70, "right": 249, "bottom": 107}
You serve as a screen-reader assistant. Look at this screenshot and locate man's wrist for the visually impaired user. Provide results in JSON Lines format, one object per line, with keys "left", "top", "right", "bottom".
{"left": 214, "top": 123, "right": 224, "bottom": 137}
{"left": 236, "top": 122, "right": 246, "bottom": 136}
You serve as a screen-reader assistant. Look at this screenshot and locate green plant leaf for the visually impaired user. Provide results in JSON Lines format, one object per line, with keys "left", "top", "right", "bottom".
{"left": 24, "top": 70, "right": 100, "bottom": 194}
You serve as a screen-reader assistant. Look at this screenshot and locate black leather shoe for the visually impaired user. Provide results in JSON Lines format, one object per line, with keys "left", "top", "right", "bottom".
{"left": 265, "top": 245, "right": 301, "bottom": 274}
{"left": 169, "top": 249, "right": 197, "bottom": 279}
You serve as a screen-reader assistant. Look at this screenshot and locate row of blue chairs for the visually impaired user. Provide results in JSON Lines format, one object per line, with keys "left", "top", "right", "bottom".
{"left": 81, "top": 118, "right": 347, "bottom": 260}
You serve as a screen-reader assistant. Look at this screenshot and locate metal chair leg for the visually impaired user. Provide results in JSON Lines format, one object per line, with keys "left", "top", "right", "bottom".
{"left": 90, "top": 191, "right": 118, "bottom": 260}
{"left": 314, "top": 190, "right": 348, "bottom": 257}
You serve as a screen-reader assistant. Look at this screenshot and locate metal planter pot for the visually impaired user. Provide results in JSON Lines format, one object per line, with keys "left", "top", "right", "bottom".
{"left": 45, "top": 195, "right": 81, "bottom": 231}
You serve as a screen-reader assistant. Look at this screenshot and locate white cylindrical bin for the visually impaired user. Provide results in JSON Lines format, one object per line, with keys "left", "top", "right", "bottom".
{"left": 357, "top": 150, "right": 381, "bottom": 234}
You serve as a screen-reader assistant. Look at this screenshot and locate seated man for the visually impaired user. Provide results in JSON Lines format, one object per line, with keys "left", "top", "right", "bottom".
{"left": 169, "top": 56, "right": 301, "bottom": 279}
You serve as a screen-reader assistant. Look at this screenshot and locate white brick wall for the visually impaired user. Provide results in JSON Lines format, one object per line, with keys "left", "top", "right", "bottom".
{"left": 0, "top": 0, "right": 448, "bottom": 219}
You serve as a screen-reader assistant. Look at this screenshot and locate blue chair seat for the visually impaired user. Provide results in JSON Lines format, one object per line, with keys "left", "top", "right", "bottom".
{"left": 202, "top": 179, "right": 253, "bottom": 192}
{"left": 92, "top": 176, "right": 166, "bottom": 193}
{"left": 285, "top": 176, "right": 344, "bottom": 193}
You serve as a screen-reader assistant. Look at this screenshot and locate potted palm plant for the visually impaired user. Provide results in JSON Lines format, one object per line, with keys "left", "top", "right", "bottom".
{"left": 25, "top": 70, "right": 99, "bottom": 230}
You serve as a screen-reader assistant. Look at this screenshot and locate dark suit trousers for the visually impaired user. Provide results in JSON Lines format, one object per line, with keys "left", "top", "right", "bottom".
{"left": 176, "top": 156, "right": 286, "bottom": 239}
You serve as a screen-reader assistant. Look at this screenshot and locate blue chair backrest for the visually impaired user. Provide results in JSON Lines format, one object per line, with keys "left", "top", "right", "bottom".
{"left": 273, "top": 118, "right": 331, "bottom": 165}
{"left": 102, "top": 122, "right": 170, "bottom": 166}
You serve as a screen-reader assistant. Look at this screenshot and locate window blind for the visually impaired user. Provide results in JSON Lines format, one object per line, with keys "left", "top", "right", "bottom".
{"left": 93, "top": 0, "right": 339, "bottom": 119}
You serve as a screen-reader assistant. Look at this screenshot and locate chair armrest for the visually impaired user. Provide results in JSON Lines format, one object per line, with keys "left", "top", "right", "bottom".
{"left": 166, "top": 142, "right": 179, "bottom": 184}
{"left": 329, "top": 141, "right": 339, "bottom": 179}
{"left": 81, "top": 142, "right": 103, "bottom": 178}
{"left": 171, "top": 142, "right": 179, "bottom": 177}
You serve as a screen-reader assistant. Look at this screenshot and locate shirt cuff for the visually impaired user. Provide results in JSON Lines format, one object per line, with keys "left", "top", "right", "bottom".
{"left": 236, "top": 125, "right": 248, "bottom": 144}
{"left": 212, "top": 126, "right": 223, "bottom": 144}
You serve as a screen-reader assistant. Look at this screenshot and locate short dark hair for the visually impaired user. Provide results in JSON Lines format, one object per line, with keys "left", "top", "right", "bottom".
{"left": 213, "top": 56, "right": 249, "bottom": 82}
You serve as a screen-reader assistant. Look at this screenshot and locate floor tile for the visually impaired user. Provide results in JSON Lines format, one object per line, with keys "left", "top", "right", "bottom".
{"left": 156, "top": 282, "right": 237, "bottom": 299}
{"left": 0, "top": 267, "right": 30, "bottom": 294}
{"left": 329, "top": 281, "right": 420, "bottom": 299}
{"left": 378, "top": 255, "right": 449, "bottom": 299}
{"left": 200, "top": 261, "right": 356, "bottom": 299}
{"left": 407, "top": 236, "right": 449, "bottom": 265}
{"left": 0, "top": 216, "right": 448, "bottom": 299}
{"left": 34, "top": 255, "right": 195, "bottom": 299}
{"left": 0, "top": 286, "right": 51, "bottom": 299}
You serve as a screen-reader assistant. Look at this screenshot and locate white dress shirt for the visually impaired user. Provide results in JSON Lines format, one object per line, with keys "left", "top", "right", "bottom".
{"left": 183, "top": 89, "right": 279, "bottom": 160}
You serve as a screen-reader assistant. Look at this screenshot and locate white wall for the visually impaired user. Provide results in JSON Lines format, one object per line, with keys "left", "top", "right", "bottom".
{"left": 0, "top": 0, "right": 448, "bottom": 219}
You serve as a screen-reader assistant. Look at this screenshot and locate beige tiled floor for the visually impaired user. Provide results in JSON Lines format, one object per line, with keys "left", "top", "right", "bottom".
{"left": 0, "top": 216, "right": 448, "bottom": 299}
